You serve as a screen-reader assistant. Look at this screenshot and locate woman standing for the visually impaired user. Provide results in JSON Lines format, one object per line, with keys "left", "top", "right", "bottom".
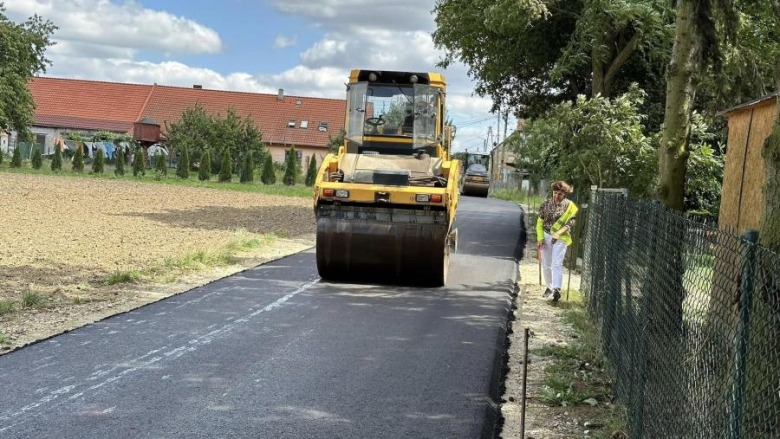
{"left": 536, "top": 181, "right": 578, "bottom": 302}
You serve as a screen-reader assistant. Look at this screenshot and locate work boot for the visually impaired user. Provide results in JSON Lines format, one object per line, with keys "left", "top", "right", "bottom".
{"left": 543, "top": 288, "right": 552, "bottom": 297}
{"left": 552, "top": 289, "right": 561, "bottom": 303}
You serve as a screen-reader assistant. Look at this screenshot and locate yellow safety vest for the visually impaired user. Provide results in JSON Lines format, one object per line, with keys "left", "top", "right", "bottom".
{"left": 536, "top": 201, "right": 579, "bottom": 246}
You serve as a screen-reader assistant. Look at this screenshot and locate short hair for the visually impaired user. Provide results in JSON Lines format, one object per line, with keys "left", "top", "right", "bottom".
{"left": 551, "top": 181, "right": 573, "bottom": 194}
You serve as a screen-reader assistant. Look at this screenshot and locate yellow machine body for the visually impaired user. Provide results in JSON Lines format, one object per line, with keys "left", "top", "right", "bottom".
{"left": 314, "top": 70, "right": 460, "bottom": 285}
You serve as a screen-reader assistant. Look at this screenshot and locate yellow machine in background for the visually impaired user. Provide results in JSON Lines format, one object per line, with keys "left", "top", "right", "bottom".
{"left": 314, "top": 70, "right": 460, "bottom": 286}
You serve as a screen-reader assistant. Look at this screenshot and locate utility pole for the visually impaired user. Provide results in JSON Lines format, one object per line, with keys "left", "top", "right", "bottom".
{"left": 500, "top": 110, "right": 509, "bottom": 182}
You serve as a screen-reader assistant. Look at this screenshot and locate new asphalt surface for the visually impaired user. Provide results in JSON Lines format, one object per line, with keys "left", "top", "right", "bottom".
{"left": 0, "top": 196, "right": 526, "bottom": 438}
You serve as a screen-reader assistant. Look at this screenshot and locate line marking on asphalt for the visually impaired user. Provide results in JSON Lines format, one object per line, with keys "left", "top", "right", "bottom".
{"left": 0, "top": 277, "right": 320, "bottom": 434}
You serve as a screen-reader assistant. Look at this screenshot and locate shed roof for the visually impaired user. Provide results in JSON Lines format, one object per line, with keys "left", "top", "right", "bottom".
{"left": 718, "top": 94, "right": 778, "bottom": 118}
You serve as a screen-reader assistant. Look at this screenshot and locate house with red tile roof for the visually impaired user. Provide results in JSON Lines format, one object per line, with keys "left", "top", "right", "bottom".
{"left": 18, "top": 77, "right": 346, "bottom": 167}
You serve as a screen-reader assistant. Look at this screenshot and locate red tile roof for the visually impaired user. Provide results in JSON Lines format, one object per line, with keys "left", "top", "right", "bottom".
{"left": 28, "top": 77, "right": 346, "bottom": 148}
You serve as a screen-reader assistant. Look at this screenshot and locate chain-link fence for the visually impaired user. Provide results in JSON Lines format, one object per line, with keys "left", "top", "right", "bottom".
{"left": 581, "top": 189, "right": 779, "bottom": 438}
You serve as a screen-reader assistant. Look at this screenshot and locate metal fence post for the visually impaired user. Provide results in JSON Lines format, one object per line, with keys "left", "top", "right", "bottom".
{"left": 729, "top": 229, "right": 759, "bottom": 439}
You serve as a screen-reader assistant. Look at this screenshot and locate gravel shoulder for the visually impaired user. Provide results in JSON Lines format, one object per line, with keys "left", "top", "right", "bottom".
{"left": 0, "top": 173, "right": 315, "bottom": 352}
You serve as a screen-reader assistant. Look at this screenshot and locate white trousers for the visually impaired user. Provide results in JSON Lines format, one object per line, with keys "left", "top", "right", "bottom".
{"left": 541, "top": 232, "right": 568, "bottom": 289}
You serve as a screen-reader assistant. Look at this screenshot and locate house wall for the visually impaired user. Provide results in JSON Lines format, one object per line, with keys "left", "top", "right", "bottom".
{"left": 719, "top": 100, "right": 776, "bottom": 231}
{"left": 0, "top": 133, "right": 8, "bottom": 154}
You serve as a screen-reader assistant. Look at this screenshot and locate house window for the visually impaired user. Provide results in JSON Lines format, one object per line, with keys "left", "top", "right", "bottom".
{"left": 287, "top": 120, "right": 295, "bottom": 128}
{"left": 285, "top": 150, "right": 303, "bottom": 162}
{"left": 300, "top": 120, "right": 309, "bottom": 129}
{"left": 318, "top": 121, "right": 329, "bottom": 132}
{"left": 295, "top": 100, "right": 303, "bottom": 106}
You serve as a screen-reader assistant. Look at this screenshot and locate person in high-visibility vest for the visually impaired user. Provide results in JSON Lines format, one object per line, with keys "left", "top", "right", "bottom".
{"left": 536, "top": 181, "right": 578, "bottom": 302}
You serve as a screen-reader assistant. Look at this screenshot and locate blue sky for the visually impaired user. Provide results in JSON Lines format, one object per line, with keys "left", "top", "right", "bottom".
{"left": 6, "top": 0, "right": 515, "bottom": 152}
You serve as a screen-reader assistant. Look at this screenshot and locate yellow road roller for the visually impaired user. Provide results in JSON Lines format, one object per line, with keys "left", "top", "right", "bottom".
{"left": 461, "top": 152, "right": 490, "bottom": 197}
{"left": 314, "top": 70, "right": 460, "bottom": 286}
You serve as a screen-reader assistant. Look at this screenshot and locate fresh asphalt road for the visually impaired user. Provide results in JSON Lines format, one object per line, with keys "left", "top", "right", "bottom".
{"left": 0, "top": 197, "right": 526, "bottom": 439}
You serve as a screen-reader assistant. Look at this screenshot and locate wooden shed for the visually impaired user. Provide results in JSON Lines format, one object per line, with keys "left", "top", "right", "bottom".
{"left": 718, "top": 95, "right": 778, "bottom": 231}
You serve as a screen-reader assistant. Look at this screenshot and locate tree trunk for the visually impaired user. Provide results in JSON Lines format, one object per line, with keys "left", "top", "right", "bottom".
{"left": 592, "top": 49, "right": 607, "bottom": 98}
{"left": 656, "top": 0, "right": 698, "bottom": 211}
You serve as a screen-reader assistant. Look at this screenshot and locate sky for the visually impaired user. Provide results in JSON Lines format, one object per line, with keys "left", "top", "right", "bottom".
{"left": 5, "top": 0, "right": 516, "bottom": 153}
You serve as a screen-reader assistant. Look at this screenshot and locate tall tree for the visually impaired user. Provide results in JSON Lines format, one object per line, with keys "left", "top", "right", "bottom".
{"left": 433, "top": 0, "right": 671, "bottom": 117}
{"left": 656, "top": 0, "right": 737, "bottom": 210}
{"left": 198, "top": 150, "right": 211, "bottom": 181}
{"left": 261, "top": 154, "right": 276, "bottom": 185}
{"left": 31, "top": 146, "right": 41, "bottom": 169}
{"left": 176, "top": 145, "right": 190, "bottom": 179}
{"left": 71, "top": 144, "right": 84, "bottom": 173}
{"left": 10, "top": 144, "right": 21, "bottom": 168}
{"left": 0, "top": 5, "right": 55, "bottom": 138}
{"left": 305, "top": 155, "right": 318, "bottom": 187}
{"left": 283, "top": 147, "right": 298, "bottom": 186}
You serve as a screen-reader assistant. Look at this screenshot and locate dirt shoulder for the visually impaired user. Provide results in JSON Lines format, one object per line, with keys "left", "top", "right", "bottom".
{"left": 501, "top": 251, "right": 627, "bottom": 439}
{"left": 0, "top": 173, "right": 315, "bottom": 353}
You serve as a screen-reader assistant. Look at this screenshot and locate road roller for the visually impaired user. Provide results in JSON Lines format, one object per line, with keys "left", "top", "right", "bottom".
{"left": 314, "top": 70, "right": 460, "bottom": 286}
{"left": 461, "top": 153, "right": 490, "bottom": 197}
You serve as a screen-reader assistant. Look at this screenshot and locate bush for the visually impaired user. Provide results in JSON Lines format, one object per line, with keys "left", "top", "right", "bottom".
{"left": 198, "top": 150, "right": 211, "bottom": 181}
{"left": 114, "top": 146, "right": 124, "bottom": 176}
{"left": 305, "top": 155, "right": 317, "bottom": 186}
{"left": 31, "top": 147, "right": 42, "bottom": 169}
{"left": 283, "top": 146, "right": 298, "bottom": 186}
{"left": 0, "top": 148, "right": 4, "bottom": 165}
{"left": 176, "top": 145, "right": 190, "bottom": 179}
{"left": 11, "top": 145, "right": 22, "bottom": 168}
{"left": 261, "top": 154, "right": 276, "bottom": 185}
{"left": 92, "top": 149, "right": 105, "bottom": 174}
{"left": 51, "top": 144, "right": 63, "bottom": 171}
{"left": 240, "top": 152, "right": 254, "bottom": 183}
{"left": 154, "top": 152, "right": 167, "bottom": 177}
{"left": 219, "top": 149, "right": 232, "bottom": 182}
{"left": 71, "top": 144, "right": 84, "bottom": 172}
{"left": 133, "top": 149, "right": 145, "bottom": 177}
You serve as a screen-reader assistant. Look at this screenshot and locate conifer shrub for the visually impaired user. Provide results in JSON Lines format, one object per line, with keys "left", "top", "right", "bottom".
{"left": 51, "top": 144, "right": 63, "bottom": 171}
{"left": 240, "top": 152, "right": 254, "bottom": 183}
{"left": 92, "top": 149, "right": 105, "bottom": 174}
{"left": 0, "top": 148, "right": 4, "bottom": 165}
{"left": 132, "top": 149, "right": 145, "bottom": 177}
{"left": 261, "top": 154, "right": 275, "bottom": 184}
{"left": 11, "top": 145, "right": 22, "bottom": 168}
{"left": 176, "top": 146, "right": 190, "bottom": 179}
{"left": 31, "top": 147, "right": 42, "bottom": 169}
{"left": 283, "top": 146, "right": 298, "bottom": 186}
{"left": 219, "top": 149, "right": 232, "bottom": 182}
{"left": 71, "top": 144, "right": 84, "bottom": 172}
{"left": 154, "top": 152, "right": 167, "bottom": 177}
{"left": 198, "top": 150, "right": 211, "bottom": 181}
{"left": 305, "top": 155, "right": 317, "bottom": 186}
{"left": 114, "top": 146, "right": 124, "bottom": 176}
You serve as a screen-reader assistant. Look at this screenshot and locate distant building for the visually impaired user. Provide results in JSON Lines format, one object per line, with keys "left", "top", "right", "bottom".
{"left": 20, "top": 77, "right": 347, "bottom": 166}
{"left": 1, "top": 131, "right": 8, "bottom": 155}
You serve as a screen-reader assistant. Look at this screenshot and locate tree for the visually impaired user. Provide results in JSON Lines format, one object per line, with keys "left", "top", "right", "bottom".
{"left": 0, "top": 6, "right": 55, "bottom": 138}
{"left": 240, "top": 151, "right": 254, "bottom": 183}
{"left": 433, "top": 0, "right": 671, "bottom": 117}
{"left": 176, "top": 145, "right": 189, "bottom": 179}
{"left": 305, "top": 155, "right": 318, "bottom": 186}
{"left": 154, "top": 152, "right": 167, "bottom": 177}
{"left": 283, "top": 147, "right": 299, "bottom": 186}
{"left": 10, "top": 144, "right": 22, "bottom": 168}
{"left": 219, "top": 149, "right": 232, "bottom": 182}
{"left": 198, "top": 150, "right": 211, "bottom": 181}
{"left": 51, "top": 143, "right": 62, "bottom": 171}
{"left": 513, "top": 85, "right": 657, "bottom": 199}
{"left": 31, "top": 146, "right": 42, "bottom": 169}
{"left": 656, "top": 0, "right": 737, "bottom": 210}
{"left": 91, "top": 149, "right": 105, "bottom": 174}
{"left": 71, "top": 144, "right": 84, "bottom": 172}
{"left": 327, "top": 129, "right": 345, "bottom": 154}
{"left": 113, "top": 146, "right": 124, "bottom": 176}
{"left": 261, "top": 153, "right": 276, "bottom": 184}
{"left": 132, "top": 149, "right": 145, "bottom": 177}
{"left": 164, "top": 105, "right": 211, "bottom": 164}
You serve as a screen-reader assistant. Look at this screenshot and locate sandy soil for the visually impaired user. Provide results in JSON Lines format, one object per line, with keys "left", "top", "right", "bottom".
{"left": 0, "top": 173, "right": 315, "bottom": 352}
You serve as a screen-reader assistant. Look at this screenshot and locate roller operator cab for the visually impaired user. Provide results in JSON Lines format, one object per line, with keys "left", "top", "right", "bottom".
{"left": 314, "top": 70, "right": 460, "bottom": 286}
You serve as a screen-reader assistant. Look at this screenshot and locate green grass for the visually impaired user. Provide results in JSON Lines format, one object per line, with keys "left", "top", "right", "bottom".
{"left": 0, "top": 332, "right": 10, "bottom": 346}
{"left": 20, "top": 291, "right": 46, "bottom": 309}
{"left": 533, "top": 289, "right": 628, "bottom": 437}
{"left": 105, "top": 270, "right": 141, "bottom": 285}
{"left": 0, "top": 159, "right": 313, "bottom": 198}
{"left": 0, "top": 299, "right": 16, "bottom": 315}
{"left": 490, "top": 188, "right": 546, "bottom": 208}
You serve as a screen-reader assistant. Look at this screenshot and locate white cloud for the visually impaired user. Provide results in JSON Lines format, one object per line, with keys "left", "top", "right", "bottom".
{"left": 274, "top": 35, "right": 298, "bottom": 49}
{"left": 271, "top": 0, "right": 434, "bottom": 32}
{"left": 5, "top": 0, "right": 223, "bottom": 55}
